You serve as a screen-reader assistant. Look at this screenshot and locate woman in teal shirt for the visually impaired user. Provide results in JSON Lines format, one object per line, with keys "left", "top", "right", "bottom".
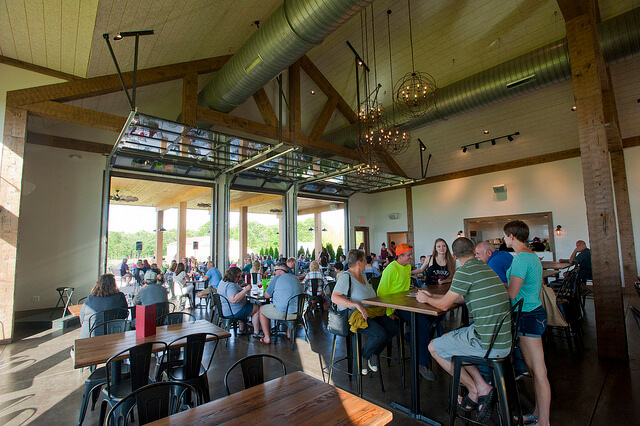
{"left": 504, "top": 220, "right": 550, "bottom": 425}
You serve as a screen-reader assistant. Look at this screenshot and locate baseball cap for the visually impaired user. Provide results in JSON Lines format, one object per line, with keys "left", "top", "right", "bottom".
{"left": 144, "top": 270, "right": 158, "bottom": 283}
{"left": 395, "top": 243, "right": 413, "bottom": 255}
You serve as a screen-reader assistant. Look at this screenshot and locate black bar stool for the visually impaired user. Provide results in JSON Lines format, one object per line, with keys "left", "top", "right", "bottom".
{"left": 50, "top": 286, "right": 74, "bottom": 318}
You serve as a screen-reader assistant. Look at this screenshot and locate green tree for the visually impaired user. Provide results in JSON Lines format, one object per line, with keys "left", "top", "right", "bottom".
{"left": 268, "top": 247, "right": 274, "bottom": 257}
{"left": 306, "top": 247, "right": 310, "bottom": 256}
{"left": 312, "top": 248, "right": 316, "bottom": 259}
{"left": 336, "top": 245, "right": 344, "bottom": 260}
{"left": 298, "top": 246, "right": 305, "bottom": 257}
{"left": 260, "top": 247, "right": 264, "bottom": 256}
{"left": 326, "top": 243, "right": 335, "bottom": 261}
{"left": 296, "top": 217, "right": 315, "bottom": 242}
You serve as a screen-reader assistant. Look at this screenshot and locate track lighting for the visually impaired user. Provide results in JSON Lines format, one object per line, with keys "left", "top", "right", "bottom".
{"left": 460, "top": 132, "right": 520, "bottom": 153}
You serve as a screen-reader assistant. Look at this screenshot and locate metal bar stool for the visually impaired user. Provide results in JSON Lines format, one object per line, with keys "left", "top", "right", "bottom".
{"left": 50, "top": 286, "right": 74, "bottom": 318}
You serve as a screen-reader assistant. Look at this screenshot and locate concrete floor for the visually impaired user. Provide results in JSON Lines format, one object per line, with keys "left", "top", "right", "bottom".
{"left": 1, "top": 298, "right": 639, "bottom": 425}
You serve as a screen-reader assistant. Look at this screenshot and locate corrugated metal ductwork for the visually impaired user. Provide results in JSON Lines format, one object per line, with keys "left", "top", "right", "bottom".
{"left": 324, "top": 6, "right": 640, "bottom": 146}
{"left": 198, "top": 0, "right": 374, "bottom": 112}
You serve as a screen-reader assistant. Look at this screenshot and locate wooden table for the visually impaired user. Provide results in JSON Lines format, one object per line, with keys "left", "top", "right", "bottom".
{"left": 363, "top": 286, "right": 450, "bottom": 425}
{"left": 73, "top": 320, "right": 231, "bottom": 369}
{"left": 147, "top": 371, "right": 393, "bottom": 425}
{"left": 541, "top": 261, "right": 571, "bottom": 270}
{"left": 542, "top": 269, "right": 560, "bottom": 283}
{"left": 68, "top": 304, "right": 82, "bottom": 317}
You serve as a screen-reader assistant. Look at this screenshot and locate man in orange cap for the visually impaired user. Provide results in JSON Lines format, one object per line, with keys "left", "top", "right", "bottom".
{"left": 377, "top": 243, "right": 436, "bottom": 381}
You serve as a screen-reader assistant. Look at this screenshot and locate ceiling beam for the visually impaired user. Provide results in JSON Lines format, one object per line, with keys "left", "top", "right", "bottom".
{"left": 299, "top": 55, "right": 358, "bottom": 124}
{"left": 155, "top": 186, "right": 212, "bottom": 210}
{"left": 230, "top": 193, "right": 281, "bottom": 210}
{"left": 27, "top": 132, "right": 112, "bottom": 155}
{"left": 182, "top": 72, "right": 198, "bottom": 126}
{"left": 376, "top": 150, "right": 408, "bottom": 178}
{"left": 196, "top": 106, "right": 360, "bottom": 161}
{"left": 298, "top": 203, "right": 345, "bottom": 215}
{"left": 24, "top": 101, "right": 126, "bottom": 132}
{"left": 1, "top": 55, "right": 83, "bottom": 81}
{"left": 252, "top": 88, "right": 279, "bottom": 128}
{"left": 310, "top": 96, "right": 338, "bottom": 140}
{"left": 289, "top": 61, "right": 301, "bottom": 135}
{"left": 6, "top": 55, "right": 232, "bottom": 107}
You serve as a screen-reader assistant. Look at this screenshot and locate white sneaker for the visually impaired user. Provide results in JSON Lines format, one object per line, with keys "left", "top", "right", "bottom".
{"left": 368, "top": 355, "right": 379, "bottom": 372}
{"left": 361, "top": 363, "right": 368, "bottom": 375}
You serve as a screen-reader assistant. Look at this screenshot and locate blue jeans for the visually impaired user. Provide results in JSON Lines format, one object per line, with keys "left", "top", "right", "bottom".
{"left": 396, "top": 310, "right": 435, "bottom": 367}
{"left": 358, "top": 315, "right": 398, "bottom": 360}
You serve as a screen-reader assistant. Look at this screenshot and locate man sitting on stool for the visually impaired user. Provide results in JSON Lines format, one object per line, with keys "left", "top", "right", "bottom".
{"left": 418, "top": 237, "right": 512, "bottom": 422}
{"left": 559, "top": 240, "right": 592, "bottom": 282}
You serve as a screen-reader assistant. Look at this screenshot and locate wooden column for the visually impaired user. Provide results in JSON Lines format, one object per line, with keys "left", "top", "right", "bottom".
{"left": 314, "top": 213, "right": 323, "bottom": 258}
{"left": 405, "top": 187, "right": 415, "bottom": 264}
{"left": 182, "top": 72, "right": 198, "bottom": 127}
{"left": 239, "top": 206, "right": 248, "bottom": 264}
{"left": 155, "top": 210, "right": 164, "bottom": 266}
{"left": 278, "top": 214, "right": 284, "bottom": 256}
{"left": 288, "top": 61, "right": 301, "bottom": 136}
{"left": 561, "top": 0, "right": 627, "bottom": 360}
{"left": 0, "top": 107, "right": 27, "bottom": 343}
{"left": 177, "top": 202, "right": 187, "bottom": 261}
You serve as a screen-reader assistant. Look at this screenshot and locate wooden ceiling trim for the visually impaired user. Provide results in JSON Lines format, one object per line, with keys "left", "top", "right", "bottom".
{"left": 230, "top": 193, "right": 281, "bottom": 210}
{"left": 182, "top": 72, "right": 198, "bottom": 127}
{"left": 24, "top": 101, "right": 126, "bottom": 132}
{"left": 27, "top": 132, "right": 111, "bottom": 155}
{"left": 6, "top": 55, "right": 232, "bottom": 107}
{"left": 196, "top": 106, "right": 360, "bottom": 161}
{"left": 252, "top": 88, "right": 279, "bottom": 128}
{"left": 299, "top": 55, "right": 358, "bottom": 124}
{"left": 298, "top": 203, "right": 345, "bottom": 215}
{"left": 309, "top": 96, "right": 338, "bottom": 140}
{"left": 622, "top": 135, "right": 640, "bottom": 148}
{"left": 155, "top": 186, "right": 212, "bottom": 210}
{"left": 0, "top": 55, "right": 83, "bottom": 81}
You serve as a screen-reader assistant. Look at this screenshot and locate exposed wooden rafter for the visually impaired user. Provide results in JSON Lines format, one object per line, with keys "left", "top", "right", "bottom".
{"left": 288, "top": 61, "right": 301, "bottom": 135}
{"left": 252, "top": 88, "right": 279, "bottom": 128}
{"left": 0, "top": 55, "right": 83, "bottom": 81}
{"left": 7, "top": 55, "right": 232, "bottom": 107}
{"left": 24, "top": 101, "right": 126, "bottom": 132}
{"left": 182, "top": 72, "right": 198, "bottom": 127}
{"left": 27, "top": 132, "right": 112, "bottom": 155}
{"left": 310, "top": 96, "right": 338, "bottom": 140}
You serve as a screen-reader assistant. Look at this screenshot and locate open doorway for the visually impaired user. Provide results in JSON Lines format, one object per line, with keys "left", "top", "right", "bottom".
{"left": 355, "top": 226, "right": 369, "bottom": 253}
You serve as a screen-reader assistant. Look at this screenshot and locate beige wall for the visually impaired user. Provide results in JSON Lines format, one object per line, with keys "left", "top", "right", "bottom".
{"left": 15, "top": 144, "right": 105, "bottom": 310}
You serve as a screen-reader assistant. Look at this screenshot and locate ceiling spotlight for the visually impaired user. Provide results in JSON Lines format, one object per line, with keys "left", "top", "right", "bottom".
{"left": 114, "top": 33, "right": 123, "bottom": 40}
{"left": 491, "top": 139, "right": 496, "bottom": 145}
{"left": 571, "top": 105, "right": 577, "bottom": 111}
{"left": 322, "top": 227, "right": 328, "bottom": 232}
{"left": 483, "top": 130, "right": 489, "bottom": 134}
{"left": 507, "top": 135, "right": 514, "bottom": 142}
{"left": 308, "top": 227, "right": 314, "bottom": 231}
{"left": 462, "top": 147, "right": 467, "bottom": 153}
{"left": 310, "top": 90, "right": 316, "bottom": 95}
{"left": 418, "top": 138, "right": 427, "bottom": 152}
{"left": 475, "top": 143, "right": 480, "bottom": 149}
{"left": 357, "top": 60, "right": 363, "bottom": 67}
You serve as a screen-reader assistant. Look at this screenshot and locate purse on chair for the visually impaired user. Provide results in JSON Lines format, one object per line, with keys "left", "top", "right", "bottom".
{"left": 327, "top": 274, "right": 352, "bottom": 336}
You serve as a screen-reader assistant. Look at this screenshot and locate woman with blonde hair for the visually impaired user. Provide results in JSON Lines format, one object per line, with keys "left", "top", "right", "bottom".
{"left": 302, "top": 260, "right": 327, "bottom": 296}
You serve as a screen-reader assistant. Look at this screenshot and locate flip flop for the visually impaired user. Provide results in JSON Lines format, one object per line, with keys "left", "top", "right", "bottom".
{"left": 252, "top": 333, "right": 264, "bottom": 339}
{"left": 457, "top": 394, "right": 478, "bottom": 412}
{"left": 258, "top": 337, "right": 271, "bottom": 345}
{"left": 513, "top": 413, "right": 539, "bottom": 424}
{"left": 477, "top": 388, "right": 496, "bottom": 423}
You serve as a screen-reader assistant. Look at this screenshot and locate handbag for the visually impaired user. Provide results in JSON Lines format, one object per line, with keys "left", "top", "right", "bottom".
{"left": 327, "top": 274, "right": 352, "bottom": 336}
{"left": 540, "top": 284, "right": 568, "bottom": 327}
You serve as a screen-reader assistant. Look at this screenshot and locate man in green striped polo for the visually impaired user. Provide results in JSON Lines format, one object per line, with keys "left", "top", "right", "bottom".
{"left": 417, "top": 237, "right": 511, "bottom": 422}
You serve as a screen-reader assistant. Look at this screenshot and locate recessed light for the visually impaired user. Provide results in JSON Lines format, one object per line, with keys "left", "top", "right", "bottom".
{"left": 571, "top": 105, "right": 577, "bottom": 111}
{"left": 483, "top": 130, "right": 489, "bottom": 134}
{"left": 310, "top": 90, "right": 316, "bottom": 95}
{"left": 69, "top": 154, "right": 82, "bottom": 160}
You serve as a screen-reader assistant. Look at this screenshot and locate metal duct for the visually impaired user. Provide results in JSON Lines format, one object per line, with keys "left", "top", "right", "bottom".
{"left": 324, "top": 6, "right": 640, "bottom": 146}
{"left": 198, "top": 0, "right": 374, "bottom": 112}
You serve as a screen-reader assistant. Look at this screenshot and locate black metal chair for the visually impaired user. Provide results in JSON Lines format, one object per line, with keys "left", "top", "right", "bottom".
{"left": 77, "top": 319, "right": 130, "bottom": 426}
{"left": 163, "top": 333, "right": 219, "bottom": 403}
{"left": 210, "top": 293, "right": 248, "bottom": 346}
{"left": 98, "top": 341, "right": 167, "bottom": 426}
{"left": 87, "top": 308, "right": 129, "bottom": 336}
{"left": 549, "top": 267, "right": 584, "bottom": 360}
{"left": 105, "top": 381, "right": 199, "bottom": 426}
{"left": 308, "top": 278, "right": 324, "bottom": 313}
{"left": 274, "top": 293, "right": 310, "bottom": 350}
{"left": 157, "top": 312, "right": 196, "bottom": 326}
{"left": 223, "top": 354, "right": 286, "bottom": 395}
{"left": 449, "top": 299, "right": 524, "bottom": 426}
{"left": 153, "top": 312, "right": 196, "bottom": 381}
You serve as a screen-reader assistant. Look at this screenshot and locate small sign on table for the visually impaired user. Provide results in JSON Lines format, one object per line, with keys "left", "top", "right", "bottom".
{"left": 136, "top": 304, "right": 157, "bottom": 338}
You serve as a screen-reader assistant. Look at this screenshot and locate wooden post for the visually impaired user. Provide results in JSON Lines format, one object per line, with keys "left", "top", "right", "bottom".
{"left": 561, "top": 1, "right": 627, "bottom": 360}
{"left": 0, "top": 107, "right": 27, "bottom": 343}
{"left": 177, "top": 202, "right": 187, "bottom": 262}
{"left": 288, "top": 61, "right": 301, "bottom": 136}
{"left": 240, "top": 206, "right": 248, "bottom": 265}
{"left": 182, "top": 72, "right": 198, "bottom": 127}
{"left": 278, "top": 214, "right": 284, "bottom": 258}
{"left": 155, "top": 210, "right": 164, "bottom": 267}
{"left": 314, "top": 213, "right": 323, "bottom": 259}
{"left": 405, "top": 187, "right": 415, "bottom": 265}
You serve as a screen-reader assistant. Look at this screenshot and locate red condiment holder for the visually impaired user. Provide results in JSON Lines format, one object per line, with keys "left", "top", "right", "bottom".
{"left": 136, "top": 304, "right": 157, "bottom": 338}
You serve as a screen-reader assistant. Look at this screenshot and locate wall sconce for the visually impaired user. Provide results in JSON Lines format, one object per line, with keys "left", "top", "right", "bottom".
{"left": 457, "top": 230, "right": 465, "bottom": 237}
{"left": 555, "top": 225, "right": 562, "bottom": 236}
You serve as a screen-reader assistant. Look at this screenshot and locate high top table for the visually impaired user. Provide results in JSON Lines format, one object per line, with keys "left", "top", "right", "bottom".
{"left": 147, "top": 371, "right": 393, "bottom": 425}
{"left": 73, "top": 320, "right": 230, "bottom": 369}
{"left": 541, "top": 261, "right": 571, "bottom": 270}
{"left": 362, "top": 285, "right": 451, "bottom": 425}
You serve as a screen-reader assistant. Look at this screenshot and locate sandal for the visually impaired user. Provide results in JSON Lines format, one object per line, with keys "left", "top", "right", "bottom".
{"left": 252, "top": 333, "right": 264, "bottom": 339}
{"left": 476, "top": 388, "right": 496, "bottom": 423}
{"left": 513, "top": 413, "right": 539, "bottom": 424}
{"left": 457, "top": 394, "right": 478, "bottom": 412}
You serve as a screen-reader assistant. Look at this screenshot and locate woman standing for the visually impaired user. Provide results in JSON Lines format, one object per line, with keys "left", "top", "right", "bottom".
{"left": 503, "top": 220, "right": 550, "bottom": 425}
{"left": 173, "top": 262, "right": 194, "bottom": 308}
{"left": 331, "top": 249, "right": 397, "bottom": 375}
{"left": 415, "top": 238, "right": 456, "bottom": 285}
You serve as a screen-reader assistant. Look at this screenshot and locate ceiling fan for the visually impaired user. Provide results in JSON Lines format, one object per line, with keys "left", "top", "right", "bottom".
{"left": 110, "top": 190, "right": 138, "bottom": 203}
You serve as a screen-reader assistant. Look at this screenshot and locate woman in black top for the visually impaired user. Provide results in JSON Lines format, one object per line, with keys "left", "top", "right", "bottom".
{"left": 415, "top": 238, "right": 456, "bottom": 285}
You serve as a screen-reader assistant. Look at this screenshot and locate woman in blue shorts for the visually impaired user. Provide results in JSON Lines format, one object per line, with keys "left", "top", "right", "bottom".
{"left": 504, "top": 220, "right": 550, "bottom": 425}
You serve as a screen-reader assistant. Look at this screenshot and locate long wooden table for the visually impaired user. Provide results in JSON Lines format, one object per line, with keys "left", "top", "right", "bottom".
{"left": 541, "top": 261, "right": 571, "bottom": 270}
{"left": 73, "top": 320, "right": 231, "bottom": 369}
{"left": 363, "top": 286, "right": 450, "bottom": 426}
{"left": 147, "top": 371, "right": 393, "bottom": 425}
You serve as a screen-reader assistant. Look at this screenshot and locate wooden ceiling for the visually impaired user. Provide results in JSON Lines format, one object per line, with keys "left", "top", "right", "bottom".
{"left": 6, "top": 0, "right": 640, "bottom": 181}
{"left": 110, "top": 176, "right": 343, "bottom": 214}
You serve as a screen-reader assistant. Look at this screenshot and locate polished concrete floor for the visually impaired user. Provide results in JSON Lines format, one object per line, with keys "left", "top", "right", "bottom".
{"left": 1, "top": 297, "right": 639, "bottom": 425}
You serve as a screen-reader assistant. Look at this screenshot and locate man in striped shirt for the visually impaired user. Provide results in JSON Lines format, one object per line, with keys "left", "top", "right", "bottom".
{"left": 417, "top": 237, "right": 511, "bottom": 422}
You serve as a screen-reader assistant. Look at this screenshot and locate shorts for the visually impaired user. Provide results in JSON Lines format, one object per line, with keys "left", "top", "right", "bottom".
{"left": 261, "top": 303, "right": 288, "bottom": 320}
{"left": 518, "top": 305, "right": 547, "bottom": 337}
{"left": 432, "top": 324, "right": 511, "bottom": 362}
{"left": 227, "top": 302, "right": 254, "bottom": 319}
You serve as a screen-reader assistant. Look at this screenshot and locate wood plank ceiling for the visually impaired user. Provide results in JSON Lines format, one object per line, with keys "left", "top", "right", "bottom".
{"left": 3, "top": 0, "right": 640, "bottom": 181}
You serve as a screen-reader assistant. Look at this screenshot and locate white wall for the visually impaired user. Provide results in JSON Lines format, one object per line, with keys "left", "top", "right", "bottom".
{"left": 15, "top": 144, "right": 105, "bottom": 310}
{"left": 624, "top": 145, "right": 640, "bottom": 274}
